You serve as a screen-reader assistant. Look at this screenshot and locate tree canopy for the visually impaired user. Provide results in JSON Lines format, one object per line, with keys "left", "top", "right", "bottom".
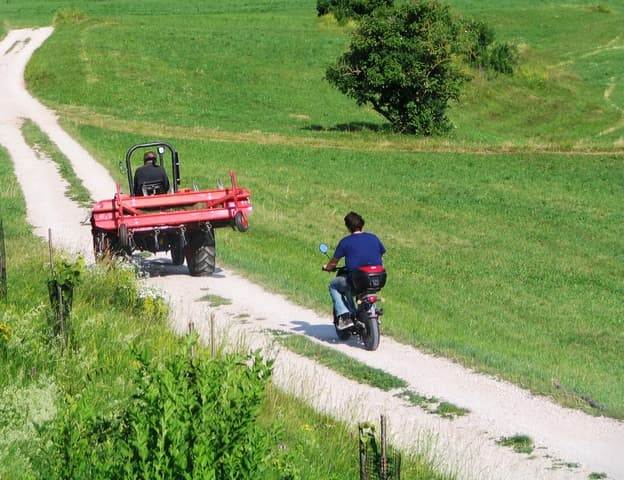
{"left": 326, "top": 1, "right": 468, "bottom": 134}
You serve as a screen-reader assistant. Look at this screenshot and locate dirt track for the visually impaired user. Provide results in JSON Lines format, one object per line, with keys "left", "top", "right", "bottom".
{"left": 1, "top": 27, "right": 623, "bottom": 480}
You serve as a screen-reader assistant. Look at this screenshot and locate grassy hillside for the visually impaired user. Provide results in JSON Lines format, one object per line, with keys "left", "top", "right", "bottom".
{"left": 1, "top": 0, "right": 623, "bottom": 417}
{"left": 1, "top": 0, "right": 623, "bottom": 149}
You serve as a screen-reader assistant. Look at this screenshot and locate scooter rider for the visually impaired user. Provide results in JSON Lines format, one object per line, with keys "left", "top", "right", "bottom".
{"left": 323, "top": 212, "right": 386, "bottom": 330}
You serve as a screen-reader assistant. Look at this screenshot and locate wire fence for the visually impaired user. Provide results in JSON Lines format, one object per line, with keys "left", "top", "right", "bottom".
{"left": 359, "top": 416, "right": 401, "bottom": 480}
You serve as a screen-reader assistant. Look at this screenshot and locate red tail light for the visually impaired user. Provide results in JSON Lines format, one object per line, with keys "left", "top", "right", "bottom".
{"left": 366, "top": 295, "right": 378, "bottom": 304}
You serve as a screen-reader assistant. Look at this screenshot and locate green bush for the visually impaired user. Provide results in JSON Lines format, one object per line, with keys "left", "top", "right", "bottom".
{"left": 53, "top": 8, "right": 88, "bottom": 26}
{"left": 0, "top": 322, "right": 10, "bottom": 349}
{"left": 459, "top": 19, "right": 495, "bottom": 68}
{"left": 486, "top": 41, "right": 518, "bottom": 74}
{"left": 47, "top": 257, "right": 84, "bottom": 342}
{"left": 326, "top": 1, "right": 466, "bottom": 134}
{"left": 316, "top": 0, "right": 393, "bottom": 22}
{"left": 459, "top": 18, "right": 518, "bottom": 74}
{"left": 79, "top": 259, "right": 168, "bottom": 323}
{"left": 44, "top": 344, "right": 276, "bottom": 480}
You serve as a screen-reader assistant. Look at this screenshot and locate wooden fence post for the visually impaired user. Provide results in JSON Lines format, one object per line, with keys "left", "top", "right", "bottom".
{"left": 0, "top": 219, "right": 6, "bottom": 300}
{"left": 48, "top": 229, "right": 66, "bottom": 347}
{"left": 380, "top": 415, "right": 388, "bottom": 480}
{"left": 188, "top": 320, "right": 195, "bottom": 358}
{"left": 210, "top": 312, "right": 216, "bottom": 357}
{"left": 359, "top": 424, "right": 369, "bottom": 480}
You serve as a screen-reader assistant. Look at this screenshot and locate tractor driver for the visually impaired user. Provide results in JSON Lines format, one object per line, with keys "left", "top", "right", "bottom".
{"left": 323, "top": 211, "right": 386, "bottom": 330}
{"left": 133, "top": 151, "right": 170, "bottom": 196}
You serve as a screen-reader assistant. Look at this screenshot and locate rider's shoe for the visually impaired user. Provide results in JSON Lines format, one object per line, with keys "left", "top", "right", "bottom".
{"left": 337, "top": 313, "right": 354, "bottom": 330}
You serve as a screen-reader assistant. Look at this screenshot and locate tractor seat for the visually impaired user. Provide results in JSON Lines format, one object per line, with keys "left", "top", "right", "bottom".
{"left": 140, "top": 181, "right": 167, "bottom": 196}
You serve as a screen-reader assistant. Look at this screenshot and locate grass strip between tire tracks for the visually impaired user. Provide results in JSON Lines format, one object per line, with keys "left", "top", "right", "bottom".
{"left": 278, "top": 333, "right": 470, "bottom": 419}
{"left": 276, "top": 332, "right": 407, "bottom": 392}
{"left": 21, "top": 119, "right": 93, "bottom": 207}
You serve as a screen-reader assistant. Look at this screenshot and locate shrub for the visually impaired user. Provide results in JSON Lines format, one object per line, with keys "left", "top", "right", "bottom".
{"left": 0, "top": 322, "right": 10, "bottom": 348}
{"left": 589, "top": 4, "right": 611, "bottom": 14}
{"left": 45, "top": 344, "right": 276, "bottom": 479}
{"left": 326, "top": 1, "right": 467, "bottom": 134}
{"left": 459, "top": 18, "right": 518, "bottom": 74}
{"left": 47, "top": 257, "right": 83, "bottom": 343}
{"left": 79, "top": 260, "right": 168, "bottom": 323}
{"left": 317, "top": 0, "right": 393, "bottom": 22}
{"left": 53, "top": 8, "right": 88, "bottom": 26}
{"left": 459, "top": 19, "right": 495, "bottom": 68}
{"left": 486, "top": 41, "right": 518, "bottom": 74}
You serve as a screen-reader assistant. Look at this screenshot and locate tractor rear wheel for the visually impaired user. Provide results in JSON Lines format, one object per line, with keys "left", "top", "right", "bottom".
{"left": 187, "top": 244, "right": 216, "bottom": 276}
{"left": 185, "top": 229, "right": 216, "bottom": 276}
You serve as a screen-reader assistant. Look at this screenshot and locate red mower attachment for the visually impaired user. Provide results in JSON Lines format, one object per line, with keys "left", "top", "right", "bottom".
{"left": 90, "top": 141, "right": 252, "bottom": 276}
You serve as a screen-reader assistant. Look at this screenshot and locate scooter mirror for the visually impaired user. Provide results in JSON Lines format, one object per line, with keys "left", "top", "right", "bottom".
{"left": 319, "top": 243, "right": 329, "bottom": 254}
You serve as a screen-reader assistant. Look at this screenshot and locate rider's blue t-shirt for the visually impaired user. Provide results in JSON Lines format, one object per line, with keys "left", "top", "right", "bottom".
{"left": 333, "top": 232, "right": 386, "bottom": 270}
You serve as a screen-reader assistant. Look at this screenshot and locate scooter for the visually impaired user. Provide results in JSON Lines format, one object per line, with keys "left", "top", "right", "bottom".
{"left": 319, "top": 243, "right": 386, "bottom": 351}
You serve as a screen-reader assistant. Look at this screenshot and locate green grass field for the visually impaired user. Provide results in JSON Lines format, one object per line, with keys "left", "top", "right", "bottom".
{"left": 1, "top": 0, "right": 623, "bottom": 419}
{"left": 9, "top": 0, "right": 623, "bottom": 150}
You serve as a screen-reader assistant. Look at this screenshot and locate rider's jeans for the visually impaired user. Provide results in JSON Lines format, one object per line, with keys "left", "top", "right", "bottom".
{"left": 329, "top": 276, "right": 352, "bottom": 317}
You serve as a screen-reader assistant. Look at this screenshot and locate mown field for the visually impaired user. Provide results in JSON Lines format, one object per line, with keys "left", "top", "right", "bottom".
{"left": 1, "top": 0, "right": 623, "bottom": 420}
{"left": 0, "top": 144, "right": 446, "bottom": 478}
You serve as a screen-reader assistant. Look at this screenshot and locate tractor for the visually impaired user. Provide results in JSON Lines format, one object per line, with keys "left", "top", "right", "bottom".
{"left": 90, "top": 141, "right": 251, "bottom": 275}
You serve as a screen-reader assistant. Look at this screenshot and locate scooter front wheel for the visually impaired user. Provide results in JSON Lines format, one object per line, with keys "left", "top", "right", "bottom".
{"left": 361, "top": 311, "right": 380, "bottom": 351}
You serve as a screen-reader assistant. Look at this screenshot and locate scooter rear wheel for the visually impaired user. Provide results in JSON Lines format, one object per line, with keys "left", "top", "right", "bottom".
{"left": 361, "top": 311, "right": 380, "bottom": 351}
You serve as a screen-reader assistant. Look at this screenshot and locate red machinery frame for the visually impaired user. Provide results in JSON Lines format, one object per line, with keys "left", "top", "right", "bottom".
{"left": 91, "top": 171, "right": 251, "bottom": 234}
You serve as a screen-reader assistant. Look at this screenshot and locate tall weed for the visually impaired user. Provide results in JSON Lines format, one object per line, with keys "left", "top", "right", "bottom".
{"left": 44, "top": 342, "right": 277, "bottom": 480}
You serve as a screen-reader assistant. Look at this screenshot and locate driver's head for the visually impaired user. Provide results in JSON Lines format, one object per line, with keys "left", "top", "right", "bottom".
{"left": 143, "top": 151, "right": 157, "bottom": 164}
{"left": 344, "top": 211, "right": 364, "bottom": 233}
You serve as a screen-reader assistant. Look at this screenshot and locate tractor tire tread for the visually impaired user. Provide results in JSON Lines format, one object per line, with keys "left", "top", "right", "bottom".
{"left": 188, "top": 244, "right": 215, "bottom": 276}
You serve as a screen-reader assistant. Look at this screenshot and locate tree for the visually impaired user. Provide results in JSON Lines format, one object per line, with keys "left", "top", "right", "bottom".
{"left": 326, "top": 1, "right": 467, "bottom": 134}
{"left": 317, "top": 0, "right": 393, "bottom": 22}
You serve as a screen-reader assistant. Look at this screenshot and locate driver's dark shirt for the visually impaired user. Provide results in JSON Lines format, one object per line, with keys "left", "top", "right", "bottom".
{"left": 133, "top": 163, "right": 170, "bottom": 196}
{"left": 334, "top": 232, "right": 385, "bottom": 270}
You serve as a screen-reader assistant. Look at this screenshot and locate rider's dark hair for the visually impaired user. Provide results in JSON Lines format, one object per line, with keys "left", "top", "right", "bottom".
{"left": 144, "top": 151, "right": 157, "bottom": 163}
{"left": 344, "top": 211, "right": 364, "bottom": 233}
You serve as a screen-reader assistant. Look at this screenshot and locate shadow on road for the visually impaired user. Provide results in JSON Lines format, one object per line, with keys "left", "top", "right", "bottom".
{"left": 290, "top": 320, "right": 366, "bottom": 350}
{"left": 132, "top": 255, "right": 226, "bottom": 278}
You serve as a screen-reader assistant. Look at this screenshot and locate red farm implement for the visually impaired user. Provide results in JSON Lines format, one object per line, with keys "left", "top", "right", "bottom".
{"left": 90, "top": 142, "right": 251, "bottom": 275}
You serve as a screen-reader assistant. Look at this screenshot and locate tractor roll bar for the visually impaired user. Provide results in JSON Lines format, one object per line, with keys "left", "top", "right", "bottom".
{"left": 125, "top": 141, "right": 181, "bottom": 194}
